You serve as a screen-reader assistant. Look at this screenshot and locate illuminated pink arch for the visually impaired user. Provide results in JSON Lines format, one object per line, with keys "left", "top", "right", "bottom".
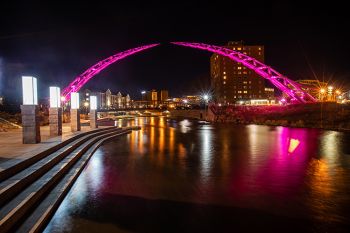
{"left": 62, "top": 42, "right": 316, "bottom": 104}
{"left": 61, "top": 43, "right": 159, "bottom": 101}
{"left": 172, "top": 42, "right": 316, "bottom": 103}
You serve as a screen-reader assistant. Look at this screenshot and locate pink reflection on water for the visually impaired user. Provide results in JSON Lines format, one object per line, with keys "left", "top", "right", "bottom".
{"left": 230, "top": 126, "right": 320, "bottom": 205}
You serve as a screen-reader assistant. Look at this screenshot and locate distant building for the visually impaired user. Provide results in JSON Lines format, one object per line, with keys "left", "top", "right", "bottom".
{"left": 264, "top": 88, "right": 275, "bottom": 99}
{"left": 0, "top": 96, "right": 3, "bottom": 105}
{"left": 159, "top": 90, "right": 169, "bottom": 102}
{"left": 80, "top": 89, "right": 131, "bottom": 110}
{"left": 210, "top": 41, "right": 265, "bottom": 104}
{"left": 145, "top": 89, "right": 158, "bottom": 107}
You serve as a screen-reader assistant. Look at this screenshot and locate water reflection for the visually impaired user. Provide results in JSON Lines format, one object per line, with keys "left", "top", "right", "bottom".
{"left": 199, "top": 125, "right": 213, "bottom": 183}
{"left": 45, "top": 117, "right": 350, "bottom": 233}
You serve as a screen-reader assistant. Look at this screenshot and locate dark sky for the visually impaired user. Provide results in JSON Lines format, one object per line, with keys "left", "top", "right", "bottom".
{"left": 0, "top": 0, "right": 349, "bottom": 102}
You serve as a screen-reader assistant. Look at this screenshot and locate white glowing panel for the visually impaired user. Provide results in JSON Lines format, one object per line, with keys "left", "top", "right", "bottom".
{"left": 49, "top": 87, "right": 61, "bottom": 108}
{"left": 90, "top": 96, "right": 97, "bottom": 110}
{"left": 22, "top": 76, "right": 38, "bottom": 105}
{"left": 71, "top": 92, "right": 80, "bottom": 109}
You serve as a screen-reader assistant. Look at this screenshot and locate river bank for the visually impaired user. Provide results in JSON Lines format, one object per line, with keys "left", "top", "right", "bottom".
{"left": 206, "top": 102, "right": 350, "bottom": 131}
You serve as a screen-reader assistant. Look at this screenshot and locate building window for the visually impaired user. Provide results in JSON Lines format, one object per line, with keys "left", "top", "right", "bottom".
{"left": 223, "top": 71, "right": 226, "bottom": 74}
{"left": 243, "top": 86, "right": 247, "bottom": 89}
{"left": 238, "top": 91, "right": 242, "bottom": 93}
{"left": 258, "top": 47, "right": 262, "bottom": 50}
{"left": 234, "top": 96, "right": 236, "bottom": 98}
{"left": 223, "top": 81, "right": 226, "bottom": 84}
{"left": 243, "top": 81, "right": 247, "bottom": 84}
{"left": 237, "top": 67, "right": 242, "bottom": 70}
{"left": 223, "top": 76, "right": 226, "bottom": 79}
{"left": 237, "top": 47, "right": 242, "bottom": 50}
{"left": 244, "top": 91, "right": 248, "bottom": 94}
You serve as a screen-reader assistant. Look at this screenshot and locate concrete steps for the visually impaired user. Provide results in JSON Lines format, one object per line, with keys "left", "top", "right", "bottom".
{"left": 0, "top": 126, "right": 138, "bottom": 233}
{"left": 0, "top": 126, "right": 118, "bottom": 182}
{"left": 0, "top": 127, "right": 122, "bottom": 206}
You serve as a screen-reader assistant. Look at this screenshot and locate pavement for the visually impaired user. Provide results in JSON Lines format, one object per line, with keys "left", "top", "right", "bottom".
{"left": 0, "top": 123, "right": 97, "bottom": 166}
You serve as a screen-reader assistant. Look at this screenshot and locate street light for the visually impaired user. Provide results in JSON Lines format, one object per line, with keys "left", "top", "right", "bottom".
{"left": 141, "top": 90, "right": 146, "bottom": 108}
{"left": 203, "top": 94, "right": 209, "bottom": 101}
{"left": 202, "top": 94, "right": 210, "bottom": 120}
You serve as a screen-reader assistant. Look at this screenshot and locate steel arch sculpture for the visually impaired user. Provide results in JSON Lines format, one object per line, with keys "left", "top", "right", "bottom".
{"left": 172, "top": 42, "right": 316, "bottom": 103}
{"left": 61, "top": 43, "right": 159, "bottom": 101}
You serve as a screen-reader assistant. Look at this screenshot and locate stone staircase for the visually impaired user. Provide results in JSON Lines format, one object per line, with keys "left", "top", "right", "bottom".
{"left": 0, "top": 126, "right": 137, "bottom": 233}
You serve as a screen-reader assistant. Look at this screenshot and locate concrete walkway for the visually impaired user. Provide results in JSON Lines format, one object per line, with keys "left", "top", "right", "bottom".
{"left": 0, "top": 123, "right": 99, "bottom": 167}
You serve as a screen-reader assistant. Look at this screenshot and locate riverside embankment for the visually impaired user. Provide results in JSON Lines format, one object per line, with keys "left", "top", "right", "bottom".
{"left": 170, "top": 103, "right": 350, "bottom": 131}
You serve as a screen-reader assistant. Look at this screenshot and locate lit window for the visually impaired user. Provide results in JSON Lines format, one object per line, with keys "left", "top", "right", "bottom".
{"left": 223, "top": 81, "right": 226, "bottom": 84}
{"left": 238, "top": 91, "right": 242, "bottom": 93}
{"left": 237, "top": 67, "right": 242, "bottom": 70}
{"left": 237, "top": 47, "right": 242, "bottom": 50}
{"left": 243, "top": 81, "right": 247, "bottom": 84}
{"left": 259, "top": 52, "right": 262, "bottom": 55}
{"left": 234, "top": 96, "right": 236, "bottom": 98}
{"left": 258, "top": 47, "right": 262, "bottom": 50}
{"left": 223, "top": 76, "right": 226, "bottom": 79}
{"left": 244, "top": 91, "right": 248, "bottom": 94}
{"left": 223, "top": 71, "right": 226, "bottom": 74}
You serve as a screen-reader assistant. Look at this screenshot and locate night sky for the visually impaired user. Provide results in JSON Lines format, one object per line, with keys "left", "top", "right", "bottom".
{"left": 0, "top": 0, "right": 349, "bottom": 102}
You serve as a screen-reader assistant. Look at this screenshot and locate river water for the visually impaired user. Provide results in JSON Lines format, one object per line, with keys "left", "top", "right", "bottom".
{"left": 44, "top": 117, "right": 350, "bottom": 233}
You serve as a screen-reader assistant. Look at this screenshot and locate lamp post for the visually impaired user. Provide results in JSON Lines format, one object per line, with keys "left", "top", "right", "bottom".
{"left": 141, "top": 91, "right": 146, "bottom": 108}
{"left": 203, "top": 94, "right": 209, "bottom": 120}
{"left": 21, "top": 76, "right": 41, "bottom": 143}
{"left": 70, "top": 92, "right": 81, "bottom": 132}
{"left": 49, "top": 87, "right": 62, "bottom": 136}
{"left": 90, "top": 96, "right": 98, "bottom": 129}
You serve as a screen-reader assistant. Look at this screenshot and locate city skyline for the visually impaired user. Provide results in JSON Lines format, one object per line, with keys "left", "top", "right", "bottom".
{"left": 0, "top": 1, "right": 349, "bottom": 102}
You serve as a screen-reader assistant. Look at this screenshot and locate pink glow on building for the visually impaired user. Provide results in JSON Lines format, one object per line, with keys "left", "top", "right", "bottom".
{"left": 171, "top": 42, "right": 316, "bottom": 103}
{"left": 61, "top": 44, "right": 159, "bottom": 101}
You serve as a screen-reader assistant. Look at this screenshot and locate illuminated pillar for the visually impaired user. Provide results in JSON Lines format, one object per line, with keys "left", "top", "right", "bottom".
{"left": 70, "top": 92, "right": 81, "bottom": 132}
{"left": 49, "top": 87, "right": 62, "bottom": 136}
{"left": 89, "top": 96, "right": 98, "bottom": 129}
{"left": 21, "top": 76, "right": 41, "bottom": 144}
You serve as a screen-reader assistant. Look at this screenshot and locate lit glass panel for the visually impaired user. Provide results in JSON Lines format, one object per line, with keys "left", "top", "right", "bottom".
{"left": 71, "top": 92, "right": 80, "bottom": 109}
{"left": 22, "top": 76, "right": 38, "bottom": 105}
{"left": 90, "top": 96, "right": 97, "bottom": 110}
{"left": 49, "top": 87, "right": 61, "bottom": 108}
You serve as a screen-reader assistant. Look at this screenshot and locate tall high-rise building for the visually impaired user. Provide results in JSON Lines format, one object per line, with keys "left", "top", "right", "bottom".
{"left": 210, "top": 41, "right": 265, "bottom": 103}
